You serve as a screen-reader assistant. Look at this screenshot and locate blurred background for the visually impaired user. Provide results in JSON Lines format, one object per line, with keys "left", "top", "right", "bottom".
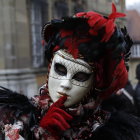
{"left": 0, "top": 0, "right": 140, "bottom": 98}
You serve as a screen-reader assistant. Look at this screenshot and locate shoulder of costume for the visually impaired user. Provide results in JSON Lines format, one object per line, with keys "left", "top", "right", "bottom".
{"left": 92, "top": 111, "right": 140, "bottom": 140}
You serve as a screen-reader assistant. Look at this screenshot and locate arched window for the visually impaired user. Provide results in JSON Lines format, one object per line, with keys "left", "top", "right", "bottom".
{"left": 30, "top": 0, "right": 48, "bottom": 68}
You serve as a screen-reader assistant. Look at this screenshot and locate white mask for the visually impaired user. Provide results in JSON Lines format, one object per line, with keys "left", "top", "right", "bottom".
{"left": 48, "top": 50, "right": 94, "bottom": 107}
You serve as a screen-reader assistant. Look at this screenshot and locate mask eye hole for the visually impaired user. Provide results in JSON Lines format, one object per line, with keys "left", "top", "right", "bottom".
{"left": 73, "top": 72, "right": 91, "bottom": 82}
{"left": 54, "top": 63, "right": 67, "bottom": 76}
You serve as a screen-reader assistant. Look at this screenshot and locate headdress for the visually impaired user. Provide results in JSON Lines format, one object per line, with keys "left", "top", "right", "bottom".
{"left": 42, "top": 3, "right": 133, "bottom": 100}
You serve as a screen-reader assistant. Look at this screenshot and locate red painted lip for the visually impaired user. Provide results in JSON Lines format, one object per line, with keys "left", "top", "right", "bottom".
{"left": 57, "top": 92, "right": 68, "bottom": 97}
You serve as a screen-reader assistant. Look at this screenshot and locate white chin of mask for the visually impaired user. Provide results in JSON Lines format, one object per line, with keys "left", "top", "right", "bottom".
{"left": 48, "top": 50, "right": 94, "bottom": 107}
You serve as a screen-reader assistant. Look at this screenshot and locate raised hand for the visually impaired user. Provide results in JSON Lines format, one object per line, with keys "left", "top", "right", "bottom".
{"left": 39, "top": 96, "right": 73, "bottom": 139}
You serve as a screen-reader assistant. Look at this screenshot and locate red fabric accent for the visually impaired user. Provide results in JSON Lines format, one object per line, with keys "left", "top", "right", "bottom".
{"left": 39, "top": 96, "right": 73, "bottom": 140}
{"left": 95, "top": 57, "right": 128, "bottom": 99}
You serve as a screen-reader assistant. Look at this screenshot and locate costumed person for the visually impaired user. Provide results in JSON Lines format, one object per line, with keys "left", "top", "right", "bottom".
{"left": 0, "top": 3, "right": 140, "bottom": 140}
{"left": 134, "top": 63, "right": 140, "bottom": 117}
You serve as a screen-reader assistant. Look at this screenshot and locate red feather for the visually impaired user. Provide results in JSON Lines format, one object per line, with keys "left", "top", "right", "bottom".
{"left": 105, "top": 20, "right": 114, "bottom": 34}
{"left": 99, "top": 59, "right": 128, "bottom": 99}
{"left": 93, "top": 18, "right": 107, "bottom": 31}
{"left": 86, "top": 11, "right": 101, "bottom": 17}
{"left": 109, "top": 13, "right": 126, "bottom": 19}
{"left": 88, "top": 15, "right": 102, "bottom": 27}
{"left": 53, "top": 45, "right": 60, "bottom": 52}
{"left": 76, "top": 12, "right": 86, "bottom": 17}
{"left": 101, "top": 29, "right": 114, "bottom": 42}
{"left": 89, "top": 28, "right": 98, "bottom": 36}
{"left": 108, "top": 3, "right": 126, "bottom": 20}
{"left": 112, "top": 3, "right": 117, "bottom": 13}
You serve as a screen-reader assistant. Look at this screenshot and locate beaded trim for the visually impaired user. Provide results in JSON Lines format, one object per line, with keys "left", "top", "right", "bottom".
{"left": 55, "top": 50, "right": 94, "bottom": 72}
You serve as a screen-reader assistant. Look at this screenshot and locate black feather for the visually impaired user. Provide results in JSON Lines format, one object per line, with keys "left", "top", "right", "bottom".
{"left": 0, "top": 86, "right": 38, "bottom": 139}
{"left": 52, "top": 17, "right": 89, "bottom": 31}
{"left": 0, "top": 86, "right": 38, "bottom": 123}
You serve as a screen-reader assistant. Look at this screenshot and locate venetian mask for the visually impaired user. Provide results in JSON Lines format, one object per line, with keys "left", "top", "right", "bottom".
{"left": 48, "top": 50, "right": 94, "bottom": 107}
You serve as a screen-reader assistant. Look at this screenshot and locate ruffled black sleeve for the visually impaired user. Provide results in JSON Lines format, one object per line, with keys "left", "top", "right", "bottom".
{"left": 0, "top": 86, "right": 38, "bottom": 140}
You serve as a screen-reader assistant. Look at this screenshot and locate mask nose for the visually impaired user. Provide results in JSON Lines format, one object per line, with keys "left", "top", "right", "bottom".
{"left": 60, "top": 79, "right": 72, "bottom": 90}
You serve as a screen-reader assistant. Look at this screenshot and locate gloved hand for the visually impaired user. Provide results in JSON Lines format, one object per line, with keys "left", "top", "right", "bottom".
{"left": 39, "top": 96, "right": 73, "bottom": 139}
